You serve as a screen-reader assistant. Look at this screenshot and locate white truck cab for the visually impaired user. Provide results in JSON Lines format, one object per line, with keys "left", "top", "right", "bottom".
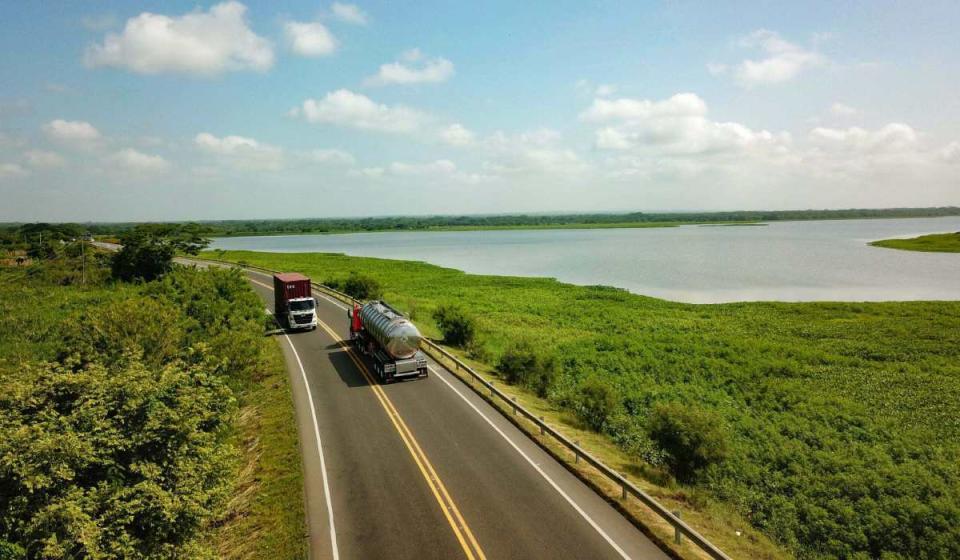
{"left": 286, "top": 297, "right": 318, "bottom": 330}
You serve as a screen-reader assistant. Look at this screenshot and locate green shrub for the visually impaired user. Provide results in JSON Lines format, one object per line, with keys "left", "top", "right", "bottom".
{"left": 432, "top": 304, "right": 477, "bottom": 348}
{"left": 647, "top": 402, "right": 729, "bottom": 482}
{"left": 0, "top": 542, "right": 24, "bottom": 560}
{"left": 574, "top": 377, "right": 618, "bottom": 432}
{"left": 497, "top": 341, "right": 557, "bottom": 397}
{"left": 342, "top": 273, "right": 383, "bottom": 300}
{"left": 0, "top": 357, "right": 234, "bottom": 559}
{"left": 56, "top": 295, "right": 185, "bottom": 368}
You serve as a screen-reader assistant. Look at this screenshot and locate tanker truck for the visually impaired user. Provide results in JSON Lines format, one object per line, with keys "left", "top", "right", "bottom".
{"left": 348, "top": 301, "right": 428, "bottom": 383}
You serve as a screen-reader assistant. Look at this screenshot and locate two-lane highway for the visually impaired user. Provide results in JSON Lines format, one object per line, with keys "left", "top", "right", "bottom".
{"left": 230, "top": 263, "right": 670, "bottom": 559}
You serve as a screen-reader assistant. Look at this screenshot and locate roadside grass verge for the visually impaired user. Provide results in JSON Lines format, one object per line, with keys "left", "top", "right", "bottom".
{"left": 207, "top": 337, "right": 306, "bottom": 560}
{"left": 870, "top": 231, "right": 960, "bottom": 252}
{"left": 204, "top": 249, "right": 960, "bottom": 560}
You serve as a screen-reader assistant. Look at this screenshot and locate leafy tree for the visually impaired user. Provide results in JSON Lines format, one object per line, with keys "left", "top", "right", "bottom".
{"left": 647, "top": 402, "right": 729, "bottom": 482}
{"left": 497, "top": 340, "right": 557, "bottom": 397}
{"left": 111, "top": 224, "right": 209, "bottom": 282}
{"left": 432, "top": 304, "right": 477, "bottom": 348}
{"left": 341, "top": 273, "right": 382, "bottom": 300}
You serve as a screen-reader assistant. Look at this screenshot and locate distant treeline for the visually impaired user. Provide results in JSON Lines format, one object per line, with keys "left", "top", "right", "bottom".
{"left": 3, "top": 206, "right": 959, "bottom": 239}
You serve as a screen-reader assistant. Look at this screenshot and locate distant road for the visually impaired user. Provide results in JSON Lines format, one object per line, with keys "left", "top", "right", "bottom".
{"left": 191, "top": 259, "right": 670, "bottom": 559}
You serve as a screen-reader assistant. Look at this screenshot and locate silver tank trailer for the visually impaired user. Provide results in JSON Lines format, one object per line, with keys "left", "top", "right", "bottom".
{"left": 360, "top": 301, "right": 422, "bottom": 359}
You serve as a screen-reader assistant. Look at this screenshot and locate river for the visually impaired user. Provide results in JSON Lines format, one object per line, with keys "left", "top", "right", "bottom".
{"left": 209, "top": 217, "right": 960, "bottom": 303}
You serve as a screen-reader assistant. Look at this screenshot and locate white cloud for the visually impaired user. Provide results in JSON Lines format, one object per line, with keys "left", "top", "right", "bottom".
{"left": 365, "top": 50, "right": 454, "bottom": 86}
{"left": 389, "top": 159, "right": 457, "bottom": 176}
{"left": 595, "top": 84, "right": 617, "bottom": 97}
{"left": 356, "top": 159, "right": 487, "bottom": 184}
{"left": 43, "top": 119, "right": 101, "bottom": 144}
{"left": 306, "top": 148, "right": 355, "bottom": 165}
{"left": 294, "top": 89, "right": 424, "bottom": 133}
{"left": 84, "top": 1, "right": 274, "bottom": 75}
{"left": 808, "top": 123, "right": 918, "bottom": 154}
{"left": 194, "top": 132, "right": 284, "bottom": 170}
{"left": 480, "top": 129, "right": 587, "bottom": 176}
{"left": 939, "top": 141, "right": 960, "bottom": 164}
{"left": 24, "top": 150, "right": 66, "bottom": 168}
{"left": 440, "top": 123, "right": 475, "bottom": 146}
{"left": 0, "top": 163, "right": 29, "bottom": 179}
{"left": 284, "top": 21, "right": 337, "bottom": 57}
{"left": 830, "top": 103, "right": 858, "bottom": 118}
{"left": 107, "top": 148, "right": 169, "bottom": 173}
{"left": 331, "top": 3, "right": 368, "bottom": 25}
{"left": 706, "top": 62, "right": 727, "bottom": 76}
{"left": 723, "top": 30, "right": 825, "bottom": 87}
{"left": 581, "top": 93, "right": 708, "bottom": 123}
{"left": 581, "top": 93, "right": 788, "bottom": 156}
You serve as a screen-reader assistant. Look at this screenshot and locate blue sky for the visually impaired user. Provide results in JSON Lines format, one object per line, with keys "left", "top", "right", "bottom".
{"left": 1, "top": 1, "right": 958, "bottom": 221}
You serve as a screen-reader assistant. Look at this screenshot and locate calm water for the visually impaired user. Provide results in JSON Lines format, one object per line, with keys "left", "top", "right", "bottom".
{"left": 210, "top": 217, "right": 960, "bottom": 303}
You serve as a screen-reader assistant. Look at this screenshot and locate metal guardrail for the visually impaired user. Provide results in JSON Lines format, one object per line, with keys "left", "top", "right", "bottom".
{"left": 194, "top": 256, "right": 733, "bottom": 560}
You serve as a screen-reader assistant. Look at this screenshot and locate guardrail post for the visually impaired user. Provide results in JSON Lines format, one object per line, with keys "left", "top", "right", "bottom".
{"left": 621, "top": 480, "right": 628, "bottom": 500}
{"left": 489, "top": 381, "right": 494, "bottom": 396}
{"left": 673, "top": 511, "right": 682, "bottom": 545}
{"left": 574, "top": 441, "right": 580, "bottom": 464}
{"left": 511, "top": 396, "right": 517, "bottom": 415}
{"left": 539, "top": 417, "right": 545, "bottom": 435}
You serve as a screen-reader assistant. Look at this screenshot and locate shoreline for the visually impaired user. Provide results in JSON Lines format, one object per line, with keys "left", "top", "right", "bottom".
{"left": 207, "top": 214, "right": 960, "bottom": 239}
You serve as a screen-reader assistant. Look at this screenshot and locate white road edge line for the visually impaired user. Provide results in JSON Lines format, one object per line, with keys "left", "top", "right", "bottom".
{"left": 245, "top": 263, "right": 624, "bottom": 558}
{"left": 283, "top": 326, "right": 340, "bottom": 560}
{"left": 428, "top": 365, "right": 632, "bottom": 560}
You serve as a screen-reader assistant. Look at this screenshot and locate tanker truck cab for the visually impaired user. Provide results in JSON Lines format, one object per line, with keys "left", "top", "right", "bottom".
{"left": 272, "top": 272, "right": 318, "bottom": 330}
{"left": 348, "top": 301, "right": 428, "bottom": 383}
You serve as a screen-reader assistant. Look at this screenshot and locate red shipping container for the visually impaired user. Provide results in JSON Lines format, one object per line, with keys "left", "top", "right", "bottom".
{"left": 273, "top": 272, "right": 312, "bottom": 314}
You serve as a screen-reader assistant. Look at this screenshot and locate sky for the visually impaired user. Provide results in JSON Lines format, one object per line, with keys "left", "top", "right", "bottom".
{"left": 1, "top": 1, "right": 959, "bottom": 222}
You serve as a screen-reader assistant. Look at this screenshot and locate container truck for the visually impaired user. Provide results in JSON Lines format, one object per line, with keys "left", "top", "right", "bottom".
{"left": 273, "top": 272, "right": 318, "bottom": 330}
{"left": 348, "top": 301, "right": 428, "bottom": 383}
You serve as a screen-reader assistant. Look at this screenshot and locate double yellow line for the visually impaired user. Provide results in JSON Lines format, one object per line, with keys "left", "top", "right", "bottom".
{"left": 249, "top": 275, "right": 485, "bottom": 560}
{"left": 315, "top": 319, "right": 487, "bottom": 560}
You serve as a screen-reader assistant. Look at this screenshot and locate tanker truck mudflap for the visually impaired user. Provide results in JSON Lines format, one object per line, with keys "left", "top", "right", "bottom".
{"left": 349, "top": 301, "right": 428, "bottom": 383}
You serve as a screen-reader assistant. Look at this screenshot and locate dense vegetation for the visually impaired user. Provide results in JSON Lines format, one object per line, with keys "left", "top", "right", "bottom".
{"left": 4, "top": 206, "right": 958, "bottom": 242}
{"left": 210, "top": 249, "right": 960, "bottom": 560}
{"left": 0, "top": 254, "right": 303, "bottom": 558}
{"left": 871, "top": 231, "right": 960, "bottom": 253}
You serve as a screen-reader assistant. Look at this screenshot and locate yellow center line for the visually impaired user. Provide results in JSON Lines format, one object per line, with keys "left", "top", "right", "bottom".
{"left": 248, "top": 276, "right": 485, "bottom": 560}
{"left": 318, "top": 320, "right": 487, "bottom": 560}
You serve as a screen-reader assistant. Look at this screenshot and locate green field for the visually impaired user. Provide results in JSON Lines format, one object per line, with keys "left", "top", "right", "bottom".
{"left": 207, "top": 249, "right": 960, "bottom": 560}
{"left": 870, "top": 231, "right": 960, "bottom": 252}
{"left": 0, "top": 262, "right": 304, "bottom": 559}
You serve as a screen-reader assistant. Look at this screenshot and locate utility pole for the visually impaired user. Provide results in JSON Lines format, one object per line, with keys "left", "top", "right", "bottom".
{"left": 81, "top": 240, "right": 86, "bottom": 286}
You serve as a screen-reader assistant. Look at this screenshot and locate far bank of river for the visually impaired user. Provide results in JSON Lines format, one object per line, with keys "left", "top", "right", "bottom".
{"left": 209, "top": 216, "right": 960, "bottom": 303}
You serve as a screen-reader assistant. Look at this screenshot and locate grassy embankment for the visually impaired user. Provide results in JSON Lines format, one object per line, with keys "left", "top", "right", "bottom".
{"left": 0, "top": 261, "right": 304, "bottom": 559}
{"left": 207, "top": 249, "right": 960, "bottom": 560}
{"left": 870, "top": 232, "right": 960, "bottom": 252}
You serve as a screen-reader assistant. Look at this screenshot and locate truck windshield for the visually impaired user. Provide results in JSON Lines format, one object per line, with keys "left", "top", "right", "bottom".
{"left": 290, "top": 300, "right": 315, "bottom": 311}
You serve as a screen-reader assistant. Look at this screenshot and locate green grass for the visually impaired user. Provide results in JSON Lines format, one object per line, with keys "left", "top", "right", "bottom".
{"left": 205, "top": 249, "right": 960, "bottom": 560}
{"left": 0, "top": 265, "right": 305, "bottom": 559}
{"left": 870, "top": 231, "right": 960, "bottom": 252}
{"left": 207, "top": 339, "right": 306, "bottom": 560}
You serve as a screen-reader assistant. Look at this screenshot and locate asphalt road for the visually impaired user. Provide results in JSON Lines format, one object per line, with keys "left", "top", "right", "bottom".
{"left": 213, "top": 263, "right": 671, "bottom": 560}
